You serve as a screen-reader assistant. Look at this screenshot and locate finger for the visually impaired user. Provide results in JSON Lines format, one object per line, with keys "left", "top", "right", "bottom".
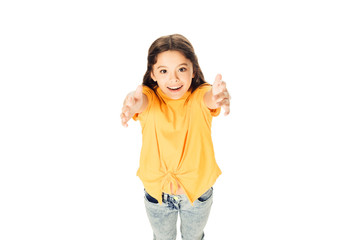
{"left": 216, "top": 98, "right": 230, "bottom": 108}
{"left": 218, "top": 81, "right": 226, "bottom": 93}
{"left": 214, "top": 74, "right": 222, "bottom": 84}
{"left": 122, "top": 96, "right": 135, "bottom": 113}
{"left": 213, "top": 91, "right": 230, "bottom": 102}
{"left": 122, "top": 95, "right": 131, "bottom": 109}
{"left": 120, "top": 113, "right": 129, "bottom": 127}
{"left": 212, "top": 74, "right": 223, "bottom": 95}
{"left": 121, "top": 112, "right": 129, "bottom": 122}
{"left": 224, "top": 106, "right": 230, "bottom": 116}
{"left": 128, "top": 95, "right": 135, "bottom": 107}
{"left": 224, "top": 99, "right": 230, "bottom": 115}
{"left": 122, "top": 120, "right": 128, "bottom": 128}
{"left": 121, "top": 105, "right": 130, "bottom": 116}
{"left": 217, "top": 99, "right": 230, "bottom": 116}
{"left": 121, "top": 112, "right": 133, "bottom": 127}
{"left": 122, "top": 102, "right": 128, "bottom": 112}
{"left": 222, "top": 81, "right": 226, "bottom": 90}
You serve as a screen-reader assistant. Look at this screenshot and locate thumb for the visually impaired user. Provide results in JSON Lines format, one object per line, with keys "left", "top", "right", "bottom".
{"left": 214, "top": 74, "right": 222, "bottom": 84}
{"left": 134, "top": 85, "right": 143, "bottom": 99}
{"left": 212, "top": 74, "right": 222, "bottom": 94}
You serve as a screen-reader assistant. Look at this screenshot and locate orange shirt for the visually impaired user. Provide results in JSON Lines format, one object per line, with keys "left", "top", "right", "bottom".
{"left": 133, "top": 84, "right": 221, "bottom": 204}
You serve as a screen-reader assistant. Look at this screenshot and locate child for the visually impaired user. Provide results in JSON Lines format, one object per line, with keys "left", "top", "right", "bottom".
{"left": 121, "top": 34, "right": 230, "bottom": 240}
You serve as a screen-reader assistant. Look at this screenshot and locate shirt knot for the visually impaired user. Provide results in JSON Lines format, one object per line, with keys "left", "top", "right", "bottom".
{"left": 161, "top": 171, "right": 179, "bottom": 194}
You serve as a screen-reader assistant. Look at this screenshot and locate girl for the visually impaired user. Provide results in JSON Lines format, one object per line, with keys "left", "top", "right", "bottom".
{"left": 121, "top": 34, "right": 230, "bottom": 240}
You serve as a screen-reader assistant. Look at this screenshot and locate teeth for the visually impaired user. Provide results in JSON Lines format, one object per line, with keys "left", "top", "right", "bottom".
{"left": 168, "top": 86, "right": 182, "bottom": 90}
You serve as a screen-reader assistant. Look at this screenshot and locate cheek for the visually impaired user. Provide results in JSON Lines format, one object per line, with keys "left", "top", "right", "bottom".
{"left": 158, "top": 81, "right": 168, "bottom": 89}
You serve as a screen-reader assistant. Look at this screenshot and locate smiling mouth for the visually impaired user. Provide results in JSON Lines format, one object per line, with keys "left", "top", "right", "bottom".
{"left": 167, "top": 85, "right": 183, "bottom": 91}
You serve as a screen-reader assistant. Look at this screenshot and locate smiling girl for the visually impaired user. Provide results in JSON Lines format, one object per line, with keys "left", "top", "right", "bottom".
{"left": 121, "top": 34, "right": 230, "bottom": 240}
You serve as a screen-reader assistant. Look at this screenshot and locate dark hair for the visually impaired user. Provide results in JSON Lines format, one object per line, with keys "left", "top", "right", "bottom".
{"left": 142, "top": 34, "right": 207, "bottom": 92}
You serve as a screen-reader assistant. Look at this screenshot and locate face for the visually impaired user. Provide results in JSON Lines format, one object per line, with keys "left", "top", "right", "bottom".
{"left": 151, "top": 50, "right": 194, "bottom": 99}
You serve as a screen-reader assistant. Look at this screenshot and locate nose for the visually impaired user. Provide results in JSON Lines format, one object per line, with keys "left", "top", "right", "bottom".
{"left": 169, "top": 70, "right": 179, "bottom": 82}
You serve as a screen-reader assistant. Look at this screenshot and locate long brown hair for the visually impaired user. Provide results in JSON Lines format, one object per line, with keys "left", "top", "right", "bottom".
{"left": 142, "top": 34, "right": 207, "bottom": 92}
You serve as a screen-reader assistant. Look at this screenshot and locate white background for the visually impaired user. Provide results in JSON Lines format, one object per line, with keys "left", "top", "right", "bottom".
{"left": 1, "top": 0, "right": 359, "bottom": 239}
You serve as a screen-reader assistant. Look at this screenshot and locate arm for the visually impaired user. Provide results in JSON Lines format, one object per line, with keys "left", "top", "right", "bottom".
{"left": 121, "top": 85, "right": 149, "bottom": 127}
{"left": 204, "top": 74, "right": 231, "bottom": 116}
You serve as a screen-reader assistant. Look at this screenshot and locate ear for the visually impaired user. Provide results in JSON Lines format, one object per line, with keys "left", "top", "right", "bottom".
{"left": 150, "top": 71, "right": 157, "bottom": 82}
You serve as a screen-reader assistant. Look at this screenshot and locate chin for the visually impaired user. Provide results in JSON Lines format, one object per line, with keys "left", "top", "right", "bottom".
{"left": 168, "top": 93, "right": 184, "bottom": 100}
{"left": 165, "top": 86, "right": 189, "bottom": 99}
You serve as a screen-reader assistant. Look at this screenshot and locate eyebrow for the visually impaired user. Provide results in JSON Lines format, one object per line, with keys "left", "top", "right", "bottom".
{"left": 156, "top": 63, "right": 189, "bottom": 69}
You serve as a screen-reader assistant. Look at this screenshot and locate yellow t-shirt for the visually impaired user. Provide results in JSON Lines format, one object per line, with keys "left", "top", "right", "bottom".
{"left": 133, "top": 84, "right": 222, "bottom": 204}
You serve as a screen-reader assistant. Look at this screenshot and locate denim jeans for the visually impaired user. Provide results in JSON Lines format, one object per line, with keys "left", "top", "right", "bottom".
{"left": 144, "top": 187, "right": 213, "bottom": 240}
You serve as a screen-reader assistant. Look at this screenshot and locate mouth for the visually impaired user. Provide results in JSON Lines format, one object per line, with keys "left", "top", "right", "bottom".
{"left": 167, "top": 85, "right": 183, "bottom": 91}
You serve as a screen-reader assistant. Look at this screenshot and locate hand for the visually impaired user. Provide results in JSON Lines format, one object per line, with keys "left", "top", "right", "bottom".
{"left": 121, "top": 85, "right": 143, "bottom": 127}
{"left": 212, "top": 74, "right": 231, "bottom": 116}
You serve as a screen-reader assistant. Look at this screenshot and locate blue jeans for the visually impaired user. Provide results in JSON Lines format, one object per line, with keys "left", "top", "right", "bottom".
{"left": 144, "top": 187, "right": 213, "bottom": 240}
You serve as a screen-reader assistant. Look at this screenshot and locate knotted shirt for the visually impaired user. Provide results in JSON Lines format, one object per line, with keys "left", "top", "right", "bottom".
{"left": 133, "top": 84, "right": 222, "bottom": 204}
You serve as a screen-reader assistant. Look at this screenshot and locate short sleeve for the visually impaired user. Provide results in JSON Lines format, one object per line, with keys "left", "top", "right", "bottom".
{"left": 195, "top": 84, "right": 221, "bottom": 117}
{"left": 133, "top": 85, "right": 154, "bottom": 121}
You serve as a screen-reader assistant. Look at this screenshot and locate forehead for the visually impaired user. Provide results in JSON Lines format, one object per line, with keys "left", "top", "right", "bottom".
{"left": 155, "top": 50, "right": 192, "bottom": 66}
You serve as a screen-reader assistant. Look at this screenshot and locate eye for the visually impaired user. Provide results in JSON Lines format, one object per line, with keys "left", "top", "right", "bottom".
{"left": 179, "top": 67, "right": 187, "bottom": 72}
{"left": 160, "top": 69, "right": 167, "bottom": 74}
